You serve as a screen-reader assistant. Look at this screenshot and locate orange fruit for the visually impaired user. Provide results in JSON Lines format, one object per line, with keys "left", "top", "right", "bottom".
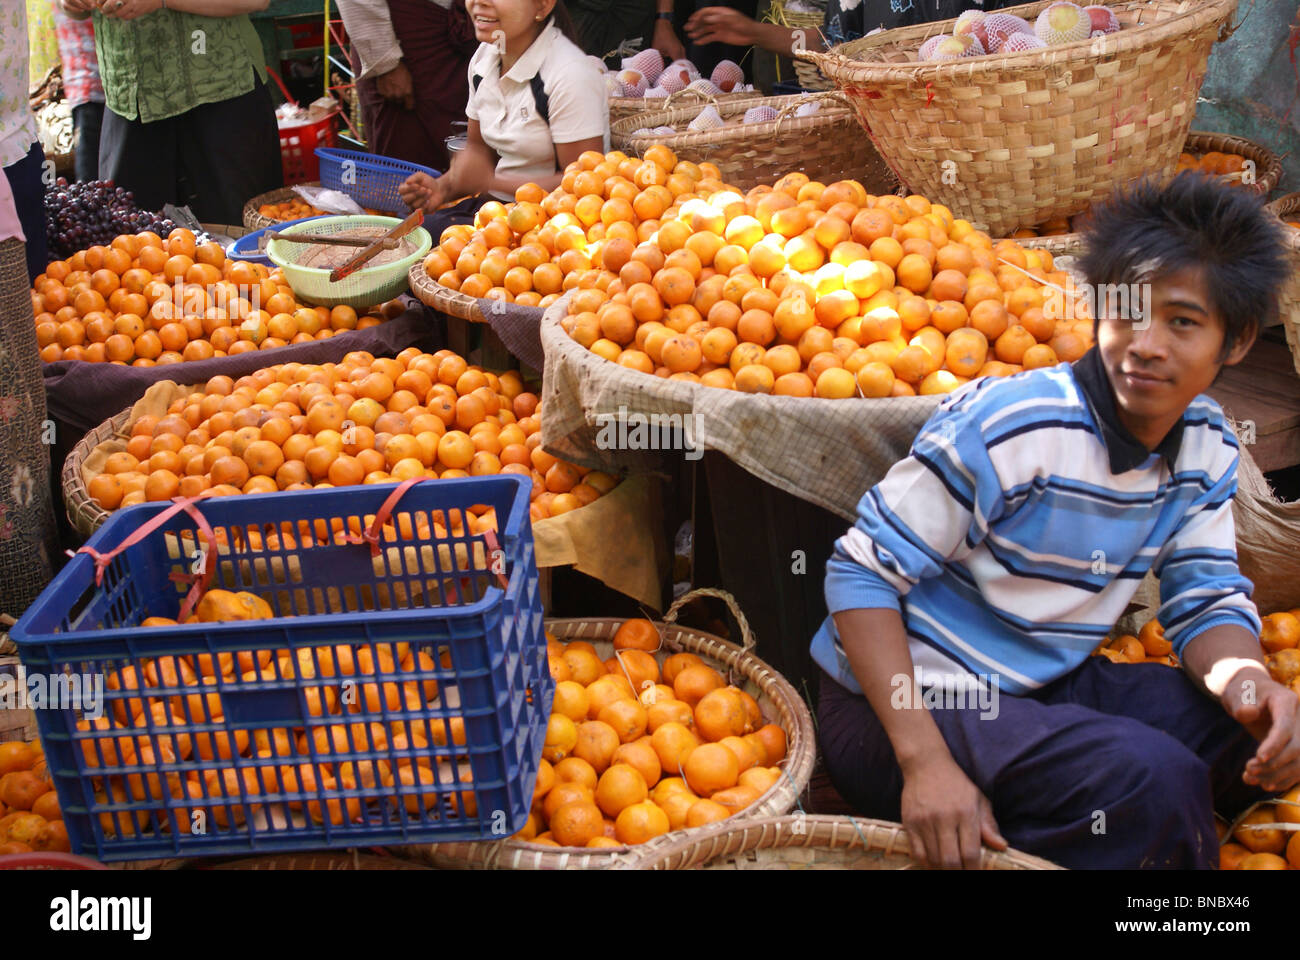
{"left": 0, "top": 742, "right": 36, "bottom": 775}
{"left": 683, "top": 742, "right": 740, "bottom": 797}
{"left": 650, "top": 721, "right": 699, "bottom": 778}
{"left": 685, "top": 797, "right": 731, "bottom": 827}
{"left": 595, "top": 763, "right": 648, "bottom": 818}
{"left": 1238, "top": 852, "right": 1289, "bottom": 870}
{"left": 1233, "top": 808, "right": 1285, "bottom": 854}
{"left": 613, "top": 618, "right": 660, "bottom": 651}
{"left": 614, "top": 799, "right": 670, "bottom": 845}
{"left": 694, "top": 687, "right": 748, "bottom": 742}
{"left": 753, "top": 723, "right": 787, "bottom": 765}
{"left": 542, "top": 713, "right": 579, "bottom": 763}
{"left": 573, "top": 719, "right": 621, "bottom": 773}
{"left": 553, "top": 756, "right": 599, "bottom": 792}
{"left": 673, "top": 664, "right": 725, "bottom": 707}
{"left": 611, "top": 739, "right": 661, "bottom": 789}
{"left": 708, "top": 784, "right": 760, "bottom": 815}
{"left": 1260, "top": 612, "right": 1300, "bottom": 653}
{"left": 550, "top": 800, "right": 605, "bottom": 847}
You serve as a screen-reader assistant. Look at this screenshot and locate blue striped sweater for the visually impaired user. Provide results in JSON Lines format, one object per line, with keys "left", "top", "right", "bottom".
{"left": 811, "top": 354, "right": 1260, "bottom": 697}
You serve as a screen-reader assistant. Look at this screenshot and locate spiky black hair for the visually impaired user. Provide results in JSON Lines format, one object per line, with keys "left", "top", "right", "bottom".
{"left": 1078, "top": 172, "right": 1291, "bottom": 358}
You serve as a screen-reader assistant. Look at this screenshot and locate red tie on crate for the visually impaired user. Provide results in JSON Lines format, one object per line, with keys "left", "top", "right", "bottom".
{"left": 77, "top": 496, "right": 218, "bottom": 621}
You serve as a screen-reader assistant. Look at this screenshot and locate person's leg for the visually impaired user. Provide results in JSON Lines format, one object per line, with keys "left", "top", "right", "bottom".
{"left": 175, "top": 78, "right": 283, "bottom": 225}
{"left": 816, "top": 666, "right": 1220, "bottom": 868}
{"left": 4, "top": 142, "right": 49, "bottom": 283}
{"left": 1037, "top": 656, "right": 1272, "bottom": 819}
{"left": 72, "top": 102, "right": 104, "bottom": 182}
{"left": 98, "top": 106, "right": 177, "bottom": 213}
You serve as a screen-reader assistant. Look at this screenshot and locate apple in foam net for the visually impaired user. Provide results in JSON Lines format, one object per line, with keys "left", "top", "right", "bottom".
{"left": 953, "top": 10, "right": 989, "bottom": 49}
{"left": 1035, "top": 2, "right": 1092, "bottom": 45}
{"left": 1083, "top": 5, "right": 1121, "bottom": 36}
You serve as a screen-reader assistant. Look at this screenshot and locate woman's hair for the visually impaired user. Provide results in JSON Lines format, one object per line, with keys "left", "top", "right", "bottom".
{"left": 1078, "top": 172, "right": 1290, "bottom": 358}
{"left": 547, "top": 1, "right": 581, "bottom": 45}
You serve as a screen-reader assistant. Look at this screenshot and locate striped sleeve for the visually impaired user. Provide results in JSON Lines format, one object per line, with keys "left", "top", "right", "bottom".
{"left": 1153, "top": 452, "right": 1260, "bottom": 655}
{"left": 824, "top": 400, "right": 1005, "bottom": 616}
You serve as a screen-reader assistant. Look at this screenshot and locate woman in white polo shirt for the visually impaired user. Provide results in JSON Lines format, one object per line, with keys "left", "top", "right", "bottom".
{"left": 398, "top": 0, "right": 608, "bottom": 225}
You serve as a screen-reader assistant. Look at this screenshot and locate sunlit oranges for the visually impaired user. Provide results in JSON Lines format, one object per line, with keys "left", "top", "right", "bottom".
{"left": 88, "top": 351, "right": 619, "bottom": 523}
{"left": 33, "top": 231, "right": 399, "bottom": 366}
{"left": 418, "top": 155, "right": 1095, "bottom": 398}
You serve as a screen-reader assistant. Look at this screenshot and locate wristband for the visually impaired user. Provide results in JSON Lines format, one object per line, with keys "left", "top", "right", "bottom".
{"left": 656, "top": 12, "right": 675, "bottom": 23}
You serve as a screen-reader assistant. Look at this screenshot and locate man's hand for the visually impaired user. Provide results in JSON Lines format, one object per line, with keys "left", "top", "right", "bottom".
{"left": 61, "top": 0, "right": 100, "bottom": 15}
{"left": 398, "top": 171, "right": 447, "bottom": 213}
{"left": 374, "top": 61, "right": 415, "bottom": 111}
{"left": 100, "top": 0, "right": 163, "bottom": 20}
{"left": 1221, "top": 668, "right": 1300, "bottom": 793}
{"left": 900, "top": 754, "right": 1007, "bottom": 869}
{"left": 652, "top": 19, "right": 686, "bottom": 63}
{"left": 683, "top": 6, "right": 758, "bottom": 47}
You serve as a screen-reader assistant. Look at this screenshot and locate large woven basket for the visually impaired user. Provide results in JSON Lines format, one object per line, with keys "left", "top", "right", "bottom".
{"left": 1266, "top": 192, "right": 1300, "bottom": 376}
{"left": 613, "top": 92, "right": 897, "bottom": 194}
{"left": 618, "top": 815, "right": 1063, "bottom": 869}
{"left": 610, "top": 88, "right": 761, "bottom": 125}
{"left": 402, "top": 588, "right": 816, "bottom": 869}
{"left": 242, "top": 184, "right": 323, "bottom": 230}
{"left": 61, "top": 407, "right": 133, "bottom": 541}
{"left": 803, "top": 0, "right": 1241, "bottom": 237}
{"left": 1002, "top": 129, "right": 1282, "bottom": 257}
{"left": 408, "top": 261, "right": 487, "bottom": 322}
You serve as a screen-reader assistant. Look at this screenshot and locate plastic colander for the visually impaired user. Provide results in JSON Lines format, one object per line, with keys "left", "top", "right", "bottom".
{"left": 266, "top": 214, "right": 431, "bottom": 309}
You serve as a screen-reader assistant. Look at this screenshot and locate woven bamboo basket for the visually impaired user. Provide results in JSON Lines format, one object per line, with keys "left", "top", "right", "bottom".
{"left": 613, "top": 92, "right": 898, "bottom": 195}
{"left": 802, "top": 0, "right": 1242, "bottom": 237}
{"left": 1266, "top": 192, "right": 1300, "bottom": 376}
{"left": 61, "top": 407, "right": 133, "bottom": 542}
{"left": 242, "top": 184, "right": 324, "bottom": 230}
{"left": 407, "top": 261, "right": 487, "bottom": 322}
{"left": 202, "top": 851, "right": 435, "bottom": 870}
{"left": 998, "top": 129, "right": 1281, "bottom": 258}
{"left": 618, "top": 814, "right": 1063, "bottom": 869}
{"left": 610, "top": 87, "right": 762, "bottom": 125}
{"left": 401, "top": 588, "right": 816, "bottom": 869}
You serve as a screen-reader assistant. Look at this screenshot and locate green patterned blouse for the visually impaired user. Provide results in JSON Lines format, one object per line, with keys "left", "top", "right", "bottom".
{"left": 93, "top": 9, "right": 266, "bottom": 124}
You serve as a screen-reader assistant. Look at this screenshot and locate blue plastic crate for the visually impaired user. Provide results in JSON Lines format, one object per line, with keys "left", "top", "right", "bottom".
{"left": 11, "top": 477, "right": 551, "bottom": 862}
{"left": 315, "top": 148, "right": 440, "bottom": 216}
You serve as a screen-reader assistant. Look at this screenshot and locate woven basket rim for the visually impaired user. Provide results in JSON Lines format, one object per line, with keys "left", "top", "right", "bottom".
{"left": 414, "top": 613, "right": 816, "bottom": 869}
{"left": 62, "top": 406, "right": 135, "bottom": 541}
{"left": 1269, "top": 192, "right": 1300, "bottom": 219}
{"left": 617, "top": 814, "right": 1065, "bottom": 870}
{"left": 805, "top": 0, "right": 1240, "bottom": 79}
{"left": 407, "top": 262, "right": 487, "bottom": 322}
{"left": 613, "top": 92, "right": 856, "bottom": 150}
{"left": 242, "top": 184, "right": 323, "bottom": 231}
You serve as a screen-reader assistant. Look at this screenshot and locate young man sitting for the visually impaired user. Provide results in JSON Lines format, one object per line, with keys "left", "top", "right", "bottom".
{"left": 812, "top": 174, "right": 1297, "bottom": 869}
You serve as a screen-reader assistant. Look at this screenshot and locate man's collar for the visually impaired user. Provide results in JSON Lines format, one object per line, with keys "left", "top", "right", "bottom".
{"left": 1072, "top": 346, "right": 1185, "bottom": 474}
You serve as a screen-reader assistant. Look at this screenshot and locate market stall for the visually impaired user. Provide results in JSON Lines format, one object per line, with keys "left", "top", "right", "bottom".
{"left": 5, "top": 0, "right": 1300, "bottom": 886}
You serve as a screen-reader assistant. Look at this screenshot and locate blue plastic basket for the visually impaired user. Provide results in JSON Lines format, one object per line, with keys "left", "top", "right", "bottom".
{"left": 10, "top": 477, "right": 551, "bottom": 862}
{"left": 315, "top": 148, "right": 440, "bottom": 216}
{"left": 226, "top": 215, "right": 327, "bottom": 267}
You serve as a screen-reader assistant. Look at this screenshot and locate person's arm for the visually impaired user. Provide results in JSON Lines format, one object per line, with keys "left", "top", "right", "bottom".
{"left": 824, "top": 403, "right": 1011, "bottom": 869}
{"left": 683, "top": 6, "right": 825, "bottom": 56}
{"left": 1154, "top": 449, "right": 1300, "bottom": 793}
{"left": 334, "top": 0, "right": 411, "bottom": 108}
{"left": 652, "top": 0, "right": 686, "bottom": 63}
{"left": 399, "top": 120, "right": 496, "bottom": 212}
{"left": 100, "top": 0, "right": 271, "bottom": 20}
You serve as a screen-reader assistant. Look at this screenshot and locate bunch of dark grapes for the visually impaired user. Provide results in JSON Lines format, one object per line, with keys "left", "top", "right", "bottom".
{"left": 44, "top": 178, "right": 177, "bottom": 261}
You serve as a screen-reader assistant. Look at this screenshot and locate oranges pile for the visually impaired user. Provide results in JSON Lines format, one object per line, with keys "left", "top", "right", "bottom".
{"left": 1098, "top": 610, "right": 1300, "bottom": 699}
{"left": 1176, "top": 150, "right": 1259, "bottom": 187}
{"left": 258, "top": 199, "right": 328, "bottom": 220}
{"left": 1219, "top": 790, "right": 1300, "bottom": 870}
{"left": 32, "top": 228, "right": 398, "bottom": 366}
{"left": 557, "top": 159, "right": 1088, "bottom": 396}
{"left": 424, "top": 147, "right": 729, "bottom": 308}
{"left": 86, "top": 348, "right": 618, "bottom": 522}
{"left": 0, "top": 739, "right": 70, "bottom": 854}
{"left": 72, "top": 633, "right": 481, "bottom": 837}
{"left": 521, "top": 619, "right": 789, "bottom": 848}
